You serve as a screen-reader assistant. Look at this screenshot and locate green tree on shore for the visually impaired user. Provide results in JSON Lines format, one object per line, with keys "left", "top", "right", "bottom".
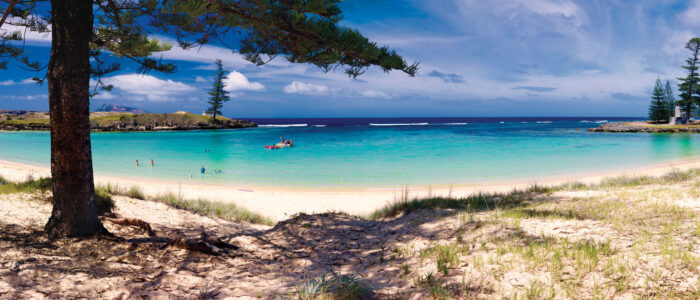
{"left": 677, "top": 38, "right": 700, "bottom": 124}
{"left": 206, "top": 60, "right": 230, "bottom": 123}
{"left": 665, "top": 81, "right": 676, "bottom": 118}
{"left": 0, "top": 0, "right": 418, "bottom": 238}
{"left": 649, "top": 79, "right": 670, "bottom": 123}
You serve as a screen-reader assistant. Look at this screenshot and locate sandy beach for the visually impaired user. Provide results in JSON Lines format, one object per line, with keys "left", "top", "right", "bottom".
{"left": 3, "top": 157, "right": 700, "bottom": 221}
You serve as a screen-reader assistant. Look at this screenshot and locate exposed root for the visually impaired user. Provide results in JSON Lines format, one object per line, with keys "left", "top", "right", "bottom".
{"left": 100, "top": 213, "right": 237, "bottom": 256}
{"left": 100, "top": 213, "right": 155, "bottom": 236}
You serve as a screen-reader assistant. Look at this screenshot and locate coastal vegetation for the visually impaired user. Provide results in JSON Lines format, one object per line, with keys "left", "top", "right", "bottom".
{"left": 648, "top": 79, "right": 675, "bottom": 123}
{"left": 0, "top": 0, "right": 417, "bottom": 238}
{"left": 0, "top": 175, "right": 114, "bottom": 215}
{"left": 677, "top": 38, "right": 700, "bottom": 124}
{"left": 205, "top": 59, "right": 231, "bottom": 123}
{"left": 643, "top": 37, "right": 699, "bottom": 125}
{"left": 0, "top": 111, "right": 256, "bottom": 131}
{"left": 2, "top": 168, "right": 700, "bottom": 297}
{"left": 151, "top": 192, "right": 273, "bottom": 226}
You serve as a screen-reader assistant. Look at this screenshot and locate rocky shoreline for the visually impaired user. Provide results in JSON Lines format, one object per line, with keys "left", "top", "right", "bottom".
{"left": 588, "top": 122, "right": 700, "bottom": 133}
{"left": 0, "top": 111, "right": 257, "bottom": 131}
{"left": 0, "top": 119, "right": 257, "bottom": 131}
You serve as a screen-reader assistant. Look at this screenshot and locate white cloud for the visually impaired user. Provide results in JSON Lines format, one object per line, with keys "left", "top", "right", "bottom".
{"left": 195, "top": 76, "right": 207, "bottom": 83}
{"left": 92, "top": 92, "right": 116, "bottom": 100}
{"left": 663, "top": 31, "right": 694, "bottom": 56}
{"left": 223, "top": 71, "right": 264, "bottom": 92}
{"left": 102, "top": 74, "right": 195, "bottom": 101}
{"left": 283, "top": 81, "right": 330, "bottom": 95}
{"left": 517, "top": 0, "right": 580, "bottom": 18}
{"left": 0, "top": 78, "right": 36, "bottom": 86}
{"left": 680, "top": 0, "right": 700, "bottom": 27}
{"left": 0, "top": 93, "right": 47, "bottom": 100}
{"left": 360, "top": 90, "right": 392, "bottom": 99}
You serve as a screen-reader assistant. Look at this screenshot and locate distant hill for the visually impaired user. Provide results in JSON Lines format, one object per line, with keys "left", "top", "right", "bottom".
{"left": 95, "top": 104, "right": 147, "bottom": 114}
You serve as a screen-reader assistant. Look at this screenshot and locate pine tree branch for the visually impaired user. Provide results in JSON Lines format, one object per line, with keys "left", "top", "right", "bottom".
{"left": 0, "top": 0, "right": 17, "bottom": 29}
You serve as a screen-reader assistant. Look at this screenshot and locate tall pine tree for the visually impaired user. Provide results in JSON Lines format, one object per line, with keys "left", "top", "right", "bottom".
{"left": 649, "top": 79, "right": 669, "bottom": 123}
{"left": 665, "top": 80, "right": 676, "bottom": 120}
{"left": 677, "top": 38, "right": 700, "bottom": 124}
{"left": 206, "top": 59, "right": 230, "bottom": 123}
{"left": 0, "top": 0, "right": 418, "bottom": 238}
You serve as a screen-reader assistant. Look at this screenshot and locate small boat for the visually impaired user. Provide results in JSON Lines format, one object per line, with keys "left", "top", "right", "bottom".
{"left": 265, "top": 143, "right": 293, "bottom": 149}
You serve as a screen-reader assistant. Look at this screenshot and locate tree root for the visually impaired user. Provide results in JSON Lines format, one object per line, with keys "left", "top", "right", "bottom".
{"left": 100, "top": 213, "right": 238, "bottom": 255}
{"left": 101, "top": 213, "right": 155, "bottom": 236}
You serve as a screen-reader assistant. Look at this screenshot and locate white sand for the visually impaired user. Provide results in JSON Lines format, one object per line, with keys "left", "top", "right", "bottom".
{"left": 2, "top": 158, "right": 700, "bottom": 221}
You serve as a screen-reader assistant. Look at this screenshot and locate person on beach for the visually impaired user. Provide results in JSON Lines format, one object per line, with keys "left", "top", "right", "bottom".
{"left": 201, "top": 166, "right": 206, "bottom": 174}
{"left": 150, "top": 159, "right": 154, "bottom": 167}
{"left": 136, "top": 160, "right": 139, "bottom": 167}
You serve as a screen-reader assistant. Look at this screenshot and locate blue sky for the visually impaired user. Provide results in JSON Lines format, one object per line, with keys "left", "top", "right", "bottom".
{"left": 1, "top": 0, "right": 700, "bottom": 117}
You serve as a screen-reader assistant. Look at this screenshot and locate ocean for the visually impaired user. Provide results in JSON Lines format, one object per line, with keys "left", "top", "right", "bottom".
{"left": 0, "top": 117, "right": 698, "bottom": 188}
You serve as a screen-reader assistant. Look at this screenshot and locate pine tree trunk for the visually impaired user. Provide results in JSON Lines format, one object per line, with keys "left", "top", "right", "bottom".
{"left": 44, "top": 0, "right": 108, "bottom": 238}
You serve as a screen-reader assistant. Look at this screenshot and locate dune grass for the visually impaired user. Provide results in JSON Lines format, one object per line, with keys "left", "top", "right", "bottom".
{"left": 0, "top": 175, "right": 52, "bottom": 194}
{"left": 369, "top": 169, "right": 700, "bottom": 220}
{"left": 369, "top": 184, "right": 553, "bottom": 220}
{"left": 0, "top": 176, "right": 114, "bottom": 214}
{"left": 95, "top": 183, "right": 272, "bottom": 225}
{"left": 152, "top": 192, "right": 273, "bottom": 226}
{"left": 0, "top": 176, "right": 267, "bottom": 224}
{"left": 294, "top": 273, "right": 372, "bottom": 300}
{"left": 96, "top": 183, "right": 145, "bottom": 200}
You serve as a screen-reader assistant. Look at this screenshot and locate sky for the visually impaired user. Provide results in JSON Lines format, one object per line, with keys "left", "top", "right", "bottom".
{"left": 1, "top": 0, "right": 700, "bottom": 117}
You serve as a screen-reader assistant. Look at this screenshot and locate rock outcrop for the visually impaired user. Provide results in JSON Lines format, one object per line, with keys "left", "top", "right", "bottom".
{"left": 588, "top": 122, "right": 700, "bottom": 133}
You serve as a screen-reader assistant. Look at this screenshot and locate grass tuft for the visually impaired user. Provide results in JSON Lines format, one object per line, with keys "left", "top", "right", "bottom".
{"left": 0, "top": 175, "right": 52, "bottom": 194}
{"left": 96, "top": 183, "right": 145, "bottom": 199}
{"left": 0, "top": 176, "right": 114, "bottom": 215}
{"left": 153, "top": 192, "right": 273, "bottom": 226}
{"left": 295, "top": 273, "right": 372, "bottom": 300}
{"left": 369, "top": 186, "right": 544, "bottom": 219}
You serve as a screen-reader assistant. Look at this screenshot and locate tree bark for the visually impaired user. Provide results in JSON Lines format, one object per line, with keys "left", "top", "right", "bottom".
{"left": 44, "top": 0, "right": 108, "bottom": 238}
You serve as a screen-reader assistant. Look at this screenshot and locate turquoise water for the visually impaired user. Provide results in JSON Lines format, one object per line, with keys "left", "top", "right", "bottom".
{"left": 1, "top": 117, "right": 699, "bottom": 188}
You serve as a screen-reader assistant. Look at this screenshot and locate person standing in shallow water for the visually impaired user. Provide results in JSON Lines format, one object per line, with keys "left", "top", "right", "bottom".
{"left": 150, "top": 159, "right": 154, "bottom": 167}
{"left": 136, "top": 160, "right": 139, "bottom": 167}
{"left": 201, "top": 166, "right": 206, "bottom": 174}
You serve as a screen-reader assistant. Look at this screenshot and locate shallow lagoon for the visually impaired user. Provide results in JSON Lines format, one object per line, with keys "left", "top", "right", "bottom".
{"left": 1, "top": 117, "right": 698, "bottom": 188}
